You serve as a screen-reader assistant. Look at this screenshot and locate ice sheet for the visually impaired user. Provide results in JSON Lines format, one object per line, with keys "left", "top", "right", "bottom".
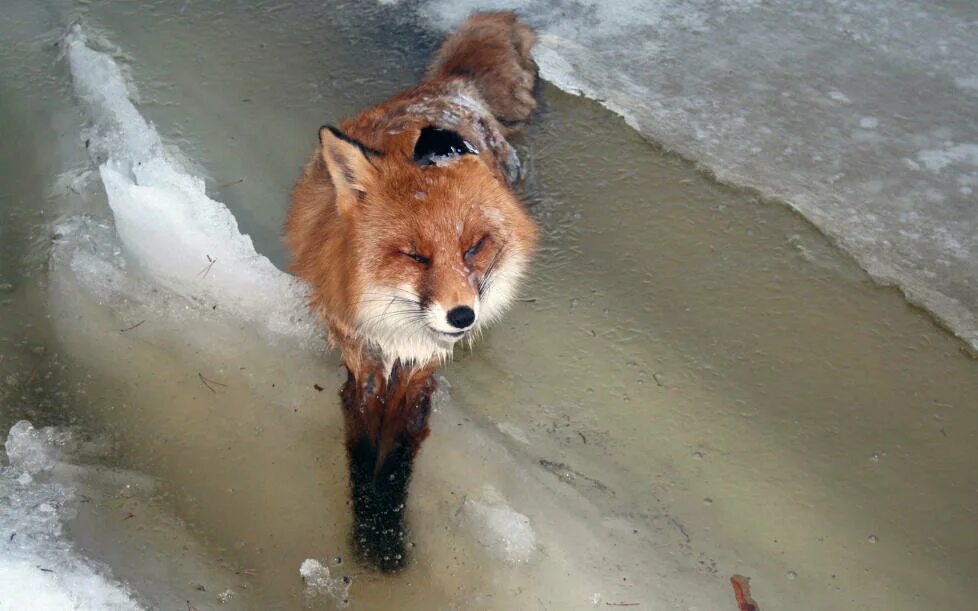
{"left": 417, "top": 0, "right": 978, "bottom": 349}
{"left": 1, "top": 422, "right": 143, "bottom": 611}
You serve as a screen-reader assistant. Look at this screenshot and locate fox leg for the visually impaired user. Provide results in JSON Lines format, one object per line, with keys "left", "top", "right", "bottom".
{"left": 339, "top": 363, "right": 435, "bottom": 572}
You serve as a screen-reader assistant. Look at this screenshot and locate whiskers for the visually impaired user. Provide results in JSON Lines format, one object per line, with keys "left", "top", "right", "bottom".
{"left": 478, "top": 245, "right": 506, "bottom": 298}
{"left": 356, "top": 291, "right": 428, "bottom": 334}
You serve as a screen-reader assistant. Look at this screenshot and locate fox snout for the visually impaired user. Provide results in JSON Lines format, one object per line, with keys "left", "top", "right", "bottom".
{"left": 426, "top": 298, "right": 479, "bottom": 338}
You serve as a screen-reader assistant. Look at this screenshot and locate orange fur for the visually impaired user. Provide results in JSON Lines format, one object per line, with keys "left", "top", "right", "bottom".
{"left": 284, "top": 11, "right": 539, "bottom": 571}
{"left": 286, "top": 11, "right": 538, "bottom": 375}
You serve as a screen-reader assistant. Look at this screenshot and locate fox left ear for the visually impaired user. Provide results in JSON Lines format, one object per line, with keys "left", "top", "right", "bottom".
{"left": 319, "top": 125, "right": 380, "bottom": 215}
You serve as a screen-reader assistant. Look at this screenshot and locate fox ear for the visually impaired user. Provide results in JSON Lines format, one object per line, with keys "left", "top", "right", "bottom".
{"left": 319, "top": 125, "right": 380, "bottom": 215}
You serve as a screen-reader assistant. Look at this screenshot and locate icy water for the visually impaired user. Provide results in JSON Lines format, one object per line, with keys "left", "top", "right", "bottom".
{"left": 1, "top": 1, "right": 977, "bottom": 610}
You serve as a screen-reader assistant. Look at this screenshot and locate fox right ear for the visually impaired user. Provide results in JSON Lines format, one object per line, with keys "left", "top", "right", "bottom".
{"left": 319, "top": 125, "right": 380, "bottom": 215}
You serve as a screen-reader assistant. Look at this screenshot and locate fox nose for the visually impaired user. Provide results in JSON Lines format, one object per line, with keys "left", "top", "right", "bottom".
{"left": 446, "top": 305, "right": 476, "bottom": 329}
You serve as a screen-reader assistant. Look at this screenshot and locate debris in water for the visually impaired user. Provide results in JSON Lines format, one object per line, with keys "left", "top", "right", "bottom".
{"left": 313, "top": 383, "right": 324, "bottom": 391}
{"left": 198, "top": 372, "right": 228, "bottom": 394}
{"left": 216, "top": 589, "right": 233, "bottom": 604}
{"left": 730, "top": 574, "right": 759, "bottom": 611}
{"left": 539, "top": 459, "right": 612, "bottom": 495}
{"left": 119, "top": 320, "right": 145, "bottom": 332}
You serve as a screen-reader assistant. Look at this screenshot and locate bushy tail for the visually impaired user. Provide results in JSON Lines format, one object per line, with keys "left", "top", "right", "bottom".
{"left": 426, "top": 11, "right": 537, "bottom": 134}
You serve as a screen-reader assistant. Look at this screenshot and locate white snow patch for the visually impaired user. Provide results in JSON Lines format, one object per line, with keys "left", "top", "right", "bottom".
{"left": 827, "top": 90, "right": 851, "bottom": 104}
{"left": 461, "top": 485, "right": 537, "bottom": 563}
{"left": 1, "top": 422, "right": 143, "bottom": 610}
{"left": 859, "top": 116, "right": 878, "bottom": 129}
{"left": 955, "top": 75, "right": 978, "bottom": 92}
{"left": 916, "top": 143, "right": 978, "bottom": 173}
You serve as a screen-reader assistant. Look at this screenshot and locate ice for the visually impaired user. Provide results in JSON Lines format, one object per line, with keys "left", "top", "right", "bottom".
{"left": 5, "top": 421, "right": 69, "bottom": 476}
{"left": 298, "top": 559, "right": 351, "bottom": 607}
{"left": 460, "top": 485, "right": 537, "bottom": 564}
{"left": 1, "top": 422, "right": 143, "bottom": 610}
{"left": 416, "top": 0, "right": 978, "bottom": 350}
{"left": 63, "top": 26, "right": 319, "bottom": 343}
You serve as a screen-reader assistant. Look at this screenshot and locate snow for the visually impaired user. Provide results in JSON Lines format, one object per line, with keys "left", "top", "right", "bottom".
{"left": 0, "top": 422, "right": 143, "bottom": 610}
{"left": 416, "top": 0, "right": 978, "bottom": 350}
{"left": 63, "top": 26, "right": 319, "bottom": 343}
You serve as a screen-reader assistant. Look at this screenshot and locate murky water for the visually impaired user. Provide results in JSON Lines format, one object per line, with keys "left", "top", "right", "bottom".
{"left": 2, "top": 1, "right": 977, "bottom": 610}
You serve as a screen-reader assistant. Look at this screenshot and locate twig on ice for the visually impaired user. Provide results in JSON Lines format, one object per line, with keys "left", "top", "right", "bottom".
{"left": 120, "top": 320, "right": 145, "bottom": 332}
{"left": 198, "top": 254, "right": 217, "bottom": 278}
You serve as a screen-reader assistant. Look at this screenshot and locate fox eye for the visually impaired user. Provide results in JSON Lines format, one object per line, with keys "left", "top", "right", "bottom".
{"left": 464, "top": 236, "right": 488, "bottom": 260}
{"left": 403, "top": 252, "right": 431, "bottom": 266}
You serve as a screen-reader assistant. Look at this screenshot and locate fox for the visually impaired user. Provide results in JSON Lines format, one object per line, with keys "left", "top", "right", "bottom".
{"left": 285, "top": 12, "right": 539, "bottom": 571}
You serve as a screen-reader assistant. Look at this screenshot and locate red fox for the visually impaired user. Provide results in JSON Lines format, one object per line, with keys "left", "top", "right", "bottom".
{"left": 285, "top": 12, "right": 538, "bottom": 571}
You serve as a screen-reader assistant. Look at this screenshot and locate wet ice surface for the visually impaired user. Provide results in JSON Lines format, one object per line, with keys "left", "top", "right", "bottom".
{"left": 420, "top": 0, "right": 978, "bottom": 350}
{"left": 1, "top": 0, "right": 977, "bottom": 610}
{"left": 0, "top": 422, "right": 142, "bottom": 610}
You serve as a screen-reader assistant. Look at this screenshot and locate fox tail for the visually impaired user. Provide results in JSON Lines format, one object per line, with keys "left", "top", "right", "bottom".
{"left": 425, "top": 11, "right": 538, "bottom": 134}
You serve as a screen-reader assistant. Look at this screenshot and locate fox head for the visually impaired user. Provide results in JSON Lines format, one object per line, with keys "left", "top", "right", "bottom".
{"left": 313, "top": 124, "right": 537, "bottom": 369}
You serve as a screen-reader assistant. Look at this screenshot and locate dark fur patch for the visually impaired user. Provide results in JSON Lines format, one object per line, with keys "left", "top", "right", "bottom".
{"left": 413, "top": 126, "right": 478, "bottom": 166}
{"left": 320, "top": 124, "right": 383, "bottom": 158}
{"left": 339, "top": 370, "right": 435, "bottom": 573}
{"left": 347, "top": 435, "right": 414, "bottom": 572}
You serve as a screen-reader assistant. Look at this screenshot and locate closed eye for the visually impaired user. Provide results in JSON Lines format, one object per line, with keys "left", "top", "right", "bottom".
{"left": 403, "top": 251, "right": 431, "bottom": 266}
{"left": 464, "top": 235, "right": 488, "bottom": 260}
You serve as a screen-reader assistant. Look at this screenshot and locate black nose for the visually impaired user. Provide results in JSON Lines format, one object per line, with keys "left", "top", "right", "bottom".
{"left": 446, "top": 306, "right": 475, "bottom": 329}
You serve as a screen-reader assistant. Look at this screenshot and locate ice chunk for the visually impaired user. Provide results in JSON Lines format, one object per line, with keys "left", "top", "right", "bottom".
{"left": 63, "top": 26, "right": 319, "bottom": 343}
{"left": 299, "top": 559, "right": 351, "bottom": 607}
{"left": 461, "top": 485, "right": 537, "bottom": 563}
{"left": 5, "top": 420, "right": 68, "bottom": 476}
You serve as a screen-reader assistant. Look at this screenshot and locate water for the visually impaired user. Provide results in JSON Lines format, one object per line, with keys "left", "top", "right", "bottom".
{"left": 1, "top": 1, "right": 977, "bottom": 609}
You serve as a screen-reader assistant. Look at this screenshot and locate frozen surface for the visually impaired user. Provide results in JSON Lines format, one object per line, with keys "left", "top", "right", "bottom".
{"left": 418, "top": 0, "right": 978, "bottom": 349}
{"left": 298, "top": 559, "right": 352, "bottom": 607}
{"left": 64, "top": 27, "right": 319, "bottom": 343}
{"left": 460, "top": 485, "right": 537, "bottom": 563}
{"left": 0, "top": 422, "right": 142, "bottom": 611}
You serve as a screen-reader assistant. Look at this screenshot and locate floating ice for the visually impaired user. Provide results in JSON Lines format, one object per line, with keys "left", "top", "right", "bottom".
{"left": 1, "top": 422, "right": 143, "bottom": 610}
{"left": 299, "top": 559, "right": 351, "bottom": 607}
{"left": 461, "top": 485, "right": 537, "bottom": 563}
{"left": 63, "top": 26, "right": 319, "bottom": 343}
